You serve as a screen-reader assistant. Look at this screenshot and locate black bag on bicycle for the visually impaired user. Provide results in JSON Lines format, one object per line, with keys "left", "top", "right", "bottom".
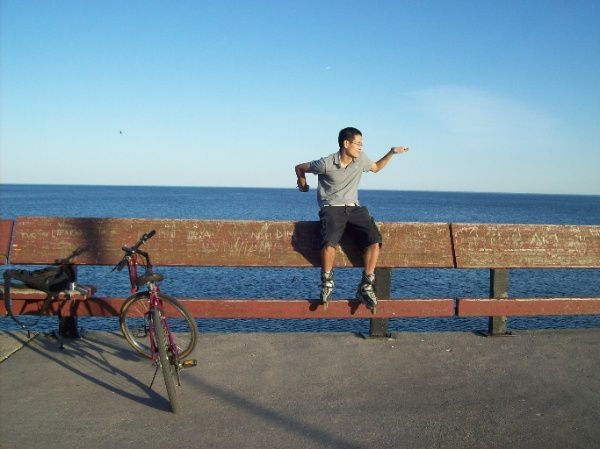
{"left": 3, "top": 265, "right": 75, "bottom": 328}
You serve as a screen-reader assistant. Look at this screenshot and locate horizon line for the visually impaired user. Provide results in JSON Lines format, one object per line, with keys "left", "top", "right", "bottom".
{"left": 1, "top": 182, "right": 599, "bottom": 198}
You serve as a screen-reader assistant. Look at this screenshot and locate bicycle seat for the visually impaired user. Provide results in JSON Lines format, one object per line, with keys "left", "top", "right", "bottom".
{"left": 136, "top": 272, "right": 164, "bottom": 286}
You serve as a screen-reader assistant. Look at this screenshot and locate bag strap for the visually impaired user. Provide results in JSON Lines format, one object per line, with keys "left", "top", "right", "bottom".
{"left": 3, "top": 270, "right": 28, "bottom": 330}
{"left": 3, "top": 270, "right": 58, "bottom": 331}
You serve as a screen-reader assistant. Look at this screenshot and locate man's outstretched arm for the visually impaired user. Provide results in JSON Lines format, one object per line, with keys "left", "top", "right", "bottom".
{"left": 371, "top": 147, "right": 409, "bottom": 173}
{"left": 295, "top": 162, "right": 311, "bottom": 192}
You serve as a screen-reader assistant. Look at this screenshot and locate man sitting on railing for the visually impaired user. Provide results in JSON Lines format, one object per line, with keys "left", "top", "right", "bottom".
{"left": 294, "top": 126, "right": 409, "bottom": 312}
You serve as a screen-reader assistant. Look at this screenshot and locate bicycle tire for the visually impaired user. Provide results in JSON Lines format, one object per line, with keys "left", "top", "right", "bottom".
{"left": 152, "top": 307, "right": 180, "bottom": 413}
{"left": 119, "top": 292, "right": 197, "bottom": 359}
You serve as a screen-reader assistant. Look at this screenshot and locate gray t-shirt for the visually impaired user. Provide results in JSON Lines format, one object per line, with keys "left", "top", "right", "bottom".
{"left": 308, "top": 151, "right": 374, "bottom": 208}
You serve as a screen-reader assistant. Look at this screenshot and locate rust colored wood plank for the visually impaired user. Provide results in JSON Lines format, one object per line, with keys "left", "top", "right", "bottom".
{"left": 457, "top": 298, "right": 600, "bottom": 316}
{"left": 179, "top": 298, "right": 455, "bottom": 318}
{"left": 0, "top": 297, "right": 455, "bottom": 318}
{"left": 452, "top": 224, "right": 600, "bottom": 268}
{"left": 10, "top": 217, "right": 454, "bottom": 268}
{"left": 0, "top": 296, "right": 121, "bottom": 317}
{"left": 0, "top": 219, "right": 14, "bottom": 264}
{"left": 378, "top": 222, "right": 453, "bottom": 268}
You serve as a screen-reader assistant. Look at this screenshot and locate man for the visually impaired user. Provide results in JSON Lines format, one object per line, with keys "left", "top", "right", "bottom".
{"left": 294, "top": 127, "right": 409, "bottom": 312}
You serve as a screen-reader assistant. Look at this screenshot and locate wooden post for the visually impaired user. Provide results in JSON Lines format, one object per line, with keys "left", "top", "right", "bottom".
{"left": 58, "top": 316, "right": 80, "bottom": 338}
{"left": 369, "top": 267, "right": 391, "bottom": 338}
{"left": 488, "top": 269, "right": 509, "bottom": 335}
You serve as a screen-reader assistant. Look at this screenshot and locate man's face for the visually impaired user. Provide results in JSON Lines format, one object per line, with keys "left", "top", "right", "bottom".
{"left": 344, "top": 135, "right": 363, "bottom": 158}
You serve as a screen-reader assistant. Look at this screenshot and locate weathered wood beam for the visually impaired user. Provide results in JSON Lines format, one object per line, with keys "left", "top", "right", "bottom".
{"left": 0, "top": 297, "right": 455, "bottom": 319}
{"left": 457, "top": 298, "right": 600, "bottom": 316}
{"left": 0, "top": 219, "right": 14, "bottom": 265}
{"left": 452, "top": 223, "right": 600, "bottom": 268}
{"left": 9, "top": 217, "right": 454, "bottom": 268}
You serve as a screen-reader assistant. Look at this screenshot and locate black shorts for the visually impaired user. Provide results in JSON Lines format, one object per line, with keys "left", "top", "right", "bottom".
{"left": 318, "top": 206, "right": 382, "bottom": 249}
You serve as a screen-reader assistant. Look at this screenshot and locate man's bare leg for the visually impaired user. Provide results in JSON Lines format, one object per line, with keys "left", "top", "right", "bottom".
{"left": 320, "top": 245, "right": 336, "bottom": 308}
{"left": 321, "top": 245, "right": 336, "bottom": 273}
{"left": 363, "top": 242, "right": 380, "bottom": 275}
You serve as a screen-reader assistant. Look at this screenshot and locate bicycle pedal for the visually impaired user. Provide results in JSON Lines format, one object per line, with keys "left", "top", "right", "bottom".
{"left": 181, "top": 359, "right": 197, "bottom": 368}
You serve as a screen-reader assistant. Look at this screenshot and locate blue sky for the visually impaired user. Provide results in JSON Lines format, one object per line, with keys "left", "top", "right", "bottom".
{"left": 1, "top": 0, "right": 599, "bottom": 194}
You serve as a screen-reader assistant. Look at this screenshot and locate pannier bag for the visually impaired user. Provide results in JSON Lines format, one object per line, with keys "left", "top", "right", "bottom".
{"left": 3, "top": 265, "right": 75, "bottom": 329}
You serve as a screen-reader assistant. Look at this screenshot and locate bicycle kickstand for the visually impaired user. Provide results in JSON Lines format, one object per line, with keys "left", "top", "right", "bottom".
{"left": 149, "top": 365, "right": 160, "bottom": 390}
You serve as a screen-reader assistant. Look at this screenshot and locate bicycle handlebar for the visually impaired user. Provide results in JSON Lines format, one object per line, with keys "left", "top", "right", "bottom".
{"left": 132, "top": 230, "right": 156, "bottom": 250}
{"left": 112, "top": 230, "right": 157, "bottom": 271}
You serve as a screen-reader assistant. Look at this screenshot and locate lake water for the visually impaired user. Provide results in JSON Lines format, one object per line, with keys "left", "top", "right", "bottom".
{"left": 1, "top": 184, "right": 599, "bottom": 333}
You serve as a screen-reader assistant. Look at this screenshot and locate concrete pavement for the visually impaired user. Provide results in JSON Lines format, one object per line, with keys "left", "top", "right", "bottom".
{"left": 0, "top": 331, "right": 38, "bottom": 363}
{"left": 1, "top": 329, "right": 599, "bottom": 449}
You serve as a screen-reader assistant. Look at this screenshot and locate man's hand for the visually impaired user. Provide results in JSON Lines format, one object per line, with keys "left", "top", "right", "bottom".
{"left": 372, "top": 146, "right": 410, "bottom": 172}
{"left": 295, "top": 162, "right": 311, "bottom": 192}
{"left": 297, "top": 178, "right": 310, "bottom": 192}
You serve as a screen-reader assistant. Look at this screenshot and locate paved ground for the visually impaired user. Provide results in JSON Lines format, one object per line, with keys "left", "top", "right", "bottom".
{"left": 1, "top": 328, "right": 599, "bottom": 449}
{"left": 0, "top": 331, "right": 38, "bottom": 363}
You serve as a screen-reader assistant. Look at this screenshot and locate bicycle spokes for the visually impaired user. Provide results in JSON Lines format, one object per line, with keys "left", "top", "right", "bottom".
{"left": 116, "top": 231, "right": 198, "bottom": 413}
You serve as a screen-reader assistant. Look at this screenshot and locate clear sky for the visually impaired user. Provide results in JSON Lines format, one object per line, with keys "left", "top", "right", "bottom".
{"left": 1, "top": 0, "right": 599, "bottom": 194}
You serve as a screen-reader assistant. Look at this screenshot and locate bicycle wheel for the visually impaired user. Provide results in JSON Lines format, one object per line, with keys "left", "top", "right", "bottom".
{"left": 152, "top": 307, "right": 180, "bottom": 413}
{"left": 119, "top": 292, "right": 197, "bottom": 359}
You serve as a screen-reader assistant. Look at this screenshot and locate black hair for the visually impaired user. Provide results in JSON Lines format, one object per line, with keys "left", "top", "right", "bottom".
{"left": 338, "top": 127, "right": 362, "bottom": 147}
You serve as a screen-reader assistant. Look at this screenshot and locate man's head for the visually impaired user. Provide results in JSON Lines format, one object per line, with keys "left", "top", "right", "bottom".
{"left": 338, "top": 127, "right": 363, "bottom": 159}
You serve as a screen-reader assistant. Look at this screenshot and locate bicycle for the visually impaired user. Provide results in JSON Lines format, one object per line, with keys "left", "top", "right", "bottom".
{"left": 114, "top": 230, "right": 198, "bottom": 413}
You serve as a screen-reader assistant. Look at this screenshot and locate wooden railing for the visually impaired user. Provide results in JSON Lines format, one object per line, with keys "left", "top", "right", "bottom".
{"left": 1, "top": 217, "right": 599, "bottom": 337}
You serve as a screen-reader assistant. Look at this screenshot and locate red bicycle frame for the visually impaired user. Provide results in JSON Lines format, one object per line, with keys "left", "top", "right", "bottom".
{"left": 122, "top": 246, "right": 180, "bottom": 362}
